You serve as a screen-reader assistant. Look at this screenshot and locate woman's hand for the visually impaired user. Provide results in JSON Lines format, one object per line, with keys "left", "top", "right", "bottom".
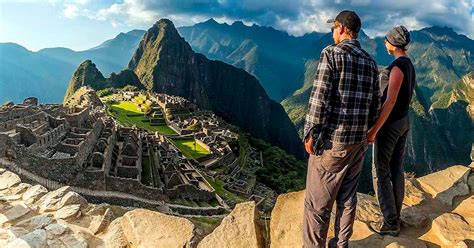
{"left": 304, "top": 135, "right": 314, "bottom": 155}
{"left": 367, "top": 127, "right": 378, "bottom": 144}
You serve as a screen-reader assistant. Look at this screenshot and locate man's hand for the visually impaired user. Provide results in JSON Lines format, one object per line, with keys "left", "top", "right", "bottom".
{"left": 367, "top": 127, "right": 378, "bottom": 144}
{"left": 305, "top": 135, "right": 314, "bottom": 155}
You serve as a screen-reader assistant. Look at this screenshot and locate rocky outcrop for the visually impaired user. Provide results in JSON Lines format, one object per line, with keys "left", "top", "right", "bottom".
{"left": 0, "top": 171, "right": 21, "bottom": 190}
{"left": 2, "top": 165, "right": 474, "bottom": 247}
{"left": 64, "top": 61, "right": 143, "bottom": 105}
{"left": 417, "top": 165, "right": 471, "bottom": 205}
{"left": 63, "top": 86, "right": 104, "bottom": 109}
{"left": 198, "top": 201, "right": 263, "bottom": 248}
{"left": 0, "top": 169, "right": 116, "bottom": 248}
{"left": 424, "top": 213, "right": 474, "bottom": 246}
{"left": 120, "top": 209, "right": 195, "bottom": 247}
{"left": 270, "top": 165, "right": 474, "bottom": 247}
{"left": 269, "top": 190, "right": 305, "bottom": 247}
{"left": 63, "top": 60, "right": 106, "bottom": 103}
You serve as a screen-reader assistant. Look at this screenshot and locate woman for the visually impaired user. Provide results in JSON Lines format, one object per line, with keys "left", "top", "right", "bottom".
{"left": 368, "top": 26, "right": 416, "bottom": 236}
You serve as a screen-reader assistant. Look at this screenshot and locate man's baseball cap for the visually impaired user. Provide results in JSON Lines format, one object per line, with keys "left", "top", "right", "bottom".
{"left": 327, "top": 10, "right": 361, "bottom": 33}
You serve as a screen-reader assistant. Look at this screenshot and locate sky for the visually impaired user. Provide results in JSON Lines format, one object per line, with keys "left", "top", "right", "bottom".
{"left": 0, "top": 0, "right": 472, "bottom": 51}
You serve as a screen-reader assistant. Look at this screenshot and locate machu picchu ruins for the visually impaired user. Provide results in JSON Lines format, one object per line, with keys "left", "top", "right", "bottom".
{"left": 0, "top": 87, "right": 279, "bottom": 219}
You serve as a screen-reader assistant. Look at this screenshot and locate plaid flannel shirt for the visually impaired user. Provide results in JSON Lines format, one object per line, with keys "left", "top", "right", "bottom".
{"left": 303, "top": 39, "right": 381, "bottom": 145}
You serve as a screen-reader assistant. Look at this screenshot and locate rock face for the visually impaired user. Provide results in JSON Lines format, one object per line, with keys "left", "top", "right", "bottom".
{"left": 0, "top": 171, "right": 21, "bottom": 190}
{"left": 120, "top": 209, "right": 195, "bottom": 248}
{"left": 64, "top": 61, "right": 143, "bottom": 104}
{"left": 63, "top": 60, "right": 106, "bottom": 102}
{"left": 270, "top": 165, "right": 474, "bottom": 247}
{"left": 417, "top": 165, "right": 471, "bottom": 205}
{"left": 128, "top": 19, "right": 304, "bottom": 159}
{"left": 2, "top": 165, "right": 474, "bottom": 247}
{"left": 198, "top": 201, "right": 263, "bottom": 248}
{"left": 270, "top": 190, "right": 305, "bottom": 247}
{"left": 0, "top": 170, "right": 122, "bottom": 248}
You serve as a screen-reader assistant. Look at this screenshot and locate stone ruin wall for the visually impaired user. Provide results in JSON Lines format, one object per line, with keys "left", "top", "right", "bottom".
{"left": 105, "top": 175, "right": 167, "bottom": 201}
{"left": 101, "top": 128, "right": 117, "bottom": 176}
{"left": 165, "top": 183, "right": 215, "bottom": 201}
{"left": 31, "top": 124, "right": 67, "bottom": 150}
{"left": 60, "top": 106, "right": 91, "bottom": 128}
{"left": 0, "top": 105, "right": 36, "bottom": 122}
{"left": 0, "top": 111, "right": 48, "bottom": 132}
{"left": 168, "top": 204, "right": 227, "bottom": 216}
{"left": 13, "top": 120, "right": 103, "bottom": 185}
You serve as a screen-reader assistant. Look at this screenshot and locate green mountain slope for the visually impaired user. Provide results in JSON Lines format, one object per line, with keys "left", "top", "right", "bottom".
{"left": 178, "top": 19, "right": 324, "bottom": 101}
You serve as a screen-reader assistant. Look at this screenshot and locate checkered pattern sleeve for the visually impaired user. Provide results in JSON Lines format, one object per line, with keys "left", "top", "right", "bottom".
{"left": 302, "top": 48, "right": 334, "bottom": 141}
{"left": 369, "top": 65, "right": 381, "bottom": 128}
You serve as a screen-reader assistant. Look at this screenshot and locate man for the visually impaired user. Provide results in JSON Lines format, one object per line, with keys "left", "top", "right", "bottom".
{"left": 302, "top": 10, "right": 380, "bottom": 248}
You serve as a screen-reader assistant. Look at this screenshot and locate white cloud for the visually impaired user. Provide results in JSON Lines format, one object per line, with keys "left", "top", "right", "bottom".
{"left": 62, "top": 3, "right": 79, "bottom": 19}
{"left": 74, "top": 0, "right": 89, "bottom": 5}
{"left": 57, "top": 0, "right": 474, "bottom": 38}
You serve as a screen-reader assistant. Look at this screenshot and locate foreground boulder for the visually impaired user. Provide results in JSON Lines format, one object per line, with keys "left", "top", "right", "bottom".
{"left": 120, "top": 209, "right": 195, "bottom": 248}
{"left": 270, "top": 190, "right": 305, "bottom": 247}
{"left": 355, "top": 193, "right": 381, "bottom": 223}
{"left": 0, "top": 170, "right": 119, "bottom": 247}
{"left": 22, "top": 185, "right": 48, "bottom": 204}
{"left": 403, "top": 178, "right": 429, "bottom": 206}
{"left": 198, "top": 201, "right": 263, "bottom": 248}
{"left": 423, "top": 213, "right": 474, "bottom": 246}
{"left": 417, "top": 165, "right": 471, "bottom": 205}
{"left": 0, "top": 171, "right": 21, "bottom": 190}
{"left": 453, "top": 196, "right": 474, "bottom": 226}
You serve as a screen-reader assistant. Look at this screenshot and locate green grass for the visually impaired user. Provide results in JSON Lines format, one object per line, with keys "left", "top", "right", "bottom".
{"left": 190, "top": 216, "right": 224, "bottom": 239}
{"left": 190, "top": 216, "right": 223, "bottom": 226}
{"left": 203, "top": 175, "right": 247, "bottom": 204}
{"left": 108, "top": 101, "right": 176, "bottom": 135}
{"left": 169, "top": 138, "right": 210, "bottom": 159}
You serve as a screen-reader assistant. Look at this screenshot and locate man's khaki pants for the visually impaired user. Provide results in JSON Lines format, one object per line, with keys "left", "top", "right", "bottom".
{"left": 303, "top": 141, "right": 368, "bottom": 248}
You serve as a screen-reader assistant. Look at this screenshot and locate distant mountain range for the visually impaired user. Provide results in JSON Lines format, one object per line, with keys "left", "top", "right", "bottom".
{"left": 0, "top": 30, "right": 145, "bottom": 103}
{"left": 2, "top": 19, "right": 471, "bottom": 106}
{"left": 178, "top": 19, "right": 325, "bottom": 101}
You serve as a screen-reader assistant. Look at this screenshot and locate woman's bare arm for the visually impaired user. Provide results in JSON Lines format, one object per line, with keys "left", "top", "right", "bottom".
{"left": 369, "top": 66, "right": 404, "bottom": 135}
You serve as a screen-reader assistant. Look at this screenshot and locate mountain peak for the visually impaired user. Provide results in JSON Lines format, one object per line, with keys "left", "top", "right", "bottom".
{"left": 203, "top": 18, "right": 218, "bottom": 25}
{"left": 154, "top": 18, "right": 174, "bottom": 28}
{"left": 128, "top": 19, "right": 192, "bottom": 89}
{"left": 77, "top": 59, "right": 99, "bottom": 71}
{"left": 126, "top": 29, "right": 146, "bottom": 36}
{"left": 63, "top": 60, "right": 105, "bottom": 103}
{"left": 232, "top": 20, "right": 246, "bottom": 27}
{"left": 419, "top": 26, "right": 461, "bottom": 38}
{"left": 144, "top": 18, "right": 182, "bottom": 41}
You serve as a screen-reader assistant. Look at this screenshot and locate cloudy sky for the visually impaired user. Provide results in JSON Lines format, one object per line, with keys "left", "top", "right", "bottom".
{"left": 0, "top": 0, "right": 472, "bottom": 51}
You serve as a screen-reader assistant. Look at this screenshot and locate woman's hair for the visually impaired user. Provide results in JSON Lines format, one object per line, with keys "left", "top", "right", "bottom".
{"left": 398, "top": 45, "right": 408, "bottom": 52}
